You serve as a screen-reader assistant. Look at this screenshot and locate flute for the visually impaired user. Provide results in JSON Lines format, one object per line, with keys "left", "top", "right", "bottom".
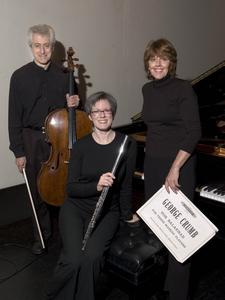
{"left": 82, "top": 135, "right": 128, "bottom": 251}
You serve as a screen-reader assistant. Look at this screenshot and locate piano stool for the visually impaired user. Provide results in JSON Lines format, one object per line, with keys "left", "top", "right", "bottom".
{"left": 105, "top": 220, "right": 168, "bottom": 300}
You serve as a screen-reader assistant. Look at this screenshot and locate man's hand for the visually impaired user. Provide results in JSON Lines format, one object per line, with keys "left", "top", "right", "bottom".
{"left": 66, "top": 94, "right": 80, "bottom": 108}
{"left": 16, "top": 156, "right": 26, "bottom": 173}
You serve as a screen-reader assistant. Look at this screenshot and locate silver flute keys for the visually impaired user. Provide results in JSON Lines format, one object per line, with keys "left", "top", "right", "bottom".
{"left": 82, "top": 135, "right": 128, "bottom": 251}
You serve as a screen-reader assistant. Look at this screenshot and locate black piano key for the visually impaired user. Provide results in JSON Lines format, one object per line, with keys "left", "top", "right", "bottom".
{"left": 204, "top": 184, "right": 218, "bottom": 192}
{"left": 214, "top": 183, "right": 225, "bottom": 191}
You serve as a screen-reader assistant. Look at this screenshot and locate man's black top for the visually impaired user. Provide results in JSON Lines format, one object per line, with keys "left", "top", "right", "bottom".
{"left": 8, "top": 61, "right": 77, "bottom": 158}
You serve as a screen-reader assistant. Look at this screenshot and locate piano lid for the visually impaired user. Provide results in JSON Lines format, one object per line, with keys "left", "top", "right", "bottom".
{"left": 191, "top": 61, "right": 225, "bottom": 140}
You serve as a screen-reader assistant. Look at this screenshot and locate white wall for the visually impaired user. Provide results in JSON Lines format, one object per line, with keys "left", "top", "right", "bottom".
{"left": 1, "top": 0, "right": 225, "bottom": 188}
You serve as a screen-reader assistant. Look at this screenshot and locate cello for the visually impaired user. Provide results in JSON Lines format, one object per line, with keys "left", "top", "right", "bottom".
{"left": 37, "top": 47, "right": 92, "bottom": 206}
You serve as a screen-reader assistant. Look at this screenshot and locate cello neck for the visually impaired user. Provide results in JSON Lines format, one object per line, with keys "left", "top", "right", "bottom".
{"left": 69, "top": 69, "right": 76, "bottom": 96}
{"left": 67, "top": 47, "right": 78, "bottom": 148}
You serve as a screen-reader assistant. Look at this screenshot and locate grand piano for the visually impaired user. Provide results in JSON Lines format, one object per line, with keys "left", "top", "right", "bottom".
{"left": 116, "top": 60, "right": 225, "bottom": 235}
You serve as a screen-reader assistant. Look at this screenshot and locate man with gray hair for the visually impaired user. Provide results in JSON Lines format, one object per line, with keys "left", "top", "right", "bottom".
{"left": 8, "top": 24, "right": 79, "bottom": 255}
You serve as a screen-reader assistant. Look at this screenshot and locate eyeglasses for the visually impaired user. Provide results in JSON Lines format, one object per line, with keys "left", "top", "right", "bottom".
{"left": 91, "top": 109, "right": 112, "bottom": 117}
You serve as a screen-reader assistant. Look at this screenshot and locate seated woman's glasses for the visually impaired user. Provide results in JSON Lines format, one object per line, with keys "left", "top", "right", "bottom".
{"left": 91, "top": 109, "right": 112, "bottom": 117}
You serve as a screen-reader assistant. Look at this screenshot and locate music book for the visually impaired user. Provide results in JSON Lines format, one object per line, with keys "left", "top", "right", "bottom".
{"left": 137, "top": 186, "right": 218, "bottom": 263}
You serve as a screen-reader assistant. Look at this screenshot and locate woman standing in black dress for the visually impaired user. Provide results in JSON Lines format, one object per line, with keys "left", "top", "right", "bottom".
{"left": 142, "top": 39, "right": 201, "bottom": 300}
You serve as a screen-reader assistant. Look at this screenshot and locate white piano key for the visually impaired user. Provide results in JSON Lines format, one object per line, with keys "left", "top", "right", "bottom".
{"left": 200, "top": 186, "right": 225, "bottom": 204}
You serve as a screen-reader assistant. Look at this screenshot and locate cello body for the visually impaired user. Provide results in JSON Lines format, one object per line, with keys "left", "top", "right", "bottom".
{"left": 37, "top": 108, "right": 92, "bottom": 206}
{"left": 37, "top": 47, "right": 92, "bottom": 206}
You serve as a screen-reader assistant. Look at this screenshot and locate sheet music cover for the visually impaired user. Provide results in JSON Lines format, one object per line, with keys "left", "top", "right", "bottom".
{"left": 137, "top": 186, "right": 218, "bottom": 263}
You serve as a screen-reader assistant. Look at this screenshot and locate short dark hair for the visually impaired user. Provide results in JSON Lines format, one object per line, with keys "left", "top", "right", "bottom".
{"left": 144, "top": 38, "right": 177, "bottom": 78}
{"left": 85, "top": 91, "right": 117, "bottom": 118}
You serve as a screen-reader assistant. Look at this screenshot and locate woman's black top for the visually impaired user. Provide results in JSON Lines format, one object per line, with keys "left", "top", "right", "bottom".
{"left": 142, "top": 75, "right": 201, "bottom": 199}
{"left": 67, "top": 132, "right": 137, "bottom": 221}
{"left": 142, "top": 76, "right": 201, "bottom": 159}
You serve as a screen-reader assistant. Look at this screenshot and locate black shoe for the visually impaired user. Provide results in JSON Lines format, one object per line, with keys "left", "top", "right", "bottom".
{"left": 44, "top": 293, "right": 53, "bottom": 300}
{"left": 32, "top": 240, "right": 46, "bottom": 255}
{"left": 150, "top": 291, "right": 169, "bottom": 300}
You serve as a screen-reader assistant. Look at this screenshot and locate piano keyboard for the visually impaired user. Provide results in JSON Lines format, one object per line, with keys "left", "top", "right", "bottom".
{"left": 200, "top": 184, "right": 225, "bottom": 203}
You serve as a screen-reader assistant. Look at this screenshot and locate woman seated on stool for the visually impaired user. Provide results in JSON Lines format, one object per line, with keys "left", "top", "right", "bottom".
{"left": 46, "top": 91, "right": 138, "bottom": 300}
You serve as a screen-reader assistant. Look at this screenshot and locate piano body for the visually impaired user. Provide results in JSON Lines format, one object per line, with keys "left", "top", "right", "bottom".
{"left": 116, "top": 60, "right": 225, "bottom": 235}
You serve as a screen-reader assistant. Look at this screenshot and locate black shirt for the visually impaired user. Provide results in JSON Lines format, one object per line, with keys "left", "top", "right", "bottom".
{"left": 142, "top": 76, "right": 201, "bottom": 158}
{"left": 8, "top": 61, "right": 77, "bottom": 157}
{"left": 67, "top": 132, "right": 137, "bottom": 221}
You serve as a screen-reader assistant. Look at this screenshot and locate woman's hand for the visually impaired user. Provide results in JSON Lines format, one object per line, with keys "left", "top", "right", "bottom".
{"left": 97, "top": 172, "right": 115, "bottom": 191}
{"left": 66, "top": 94, "right": 80, "bottom": 108}
{"left": 164, "top": 165, "right": 181, "bottom": 194}
{"left": 126, "top": 213, "right": 140, "bottom": 223}
{"left": 164, "top": 150, "right": 191, "bottom": 194}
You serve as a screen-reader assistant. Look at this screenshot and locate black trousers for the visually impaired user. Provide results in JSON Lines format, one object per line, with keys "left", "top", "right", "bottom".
{"left": 22, "top": 128, "right": 51, "bottom": 240}
{"left": 47, "top": 200, "right": 120, "bottom": 300}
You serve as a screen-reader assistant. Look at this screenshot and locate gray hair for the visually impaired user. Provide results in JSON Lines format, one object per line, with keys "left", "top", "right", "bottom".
{"left": 27, "top": 24, "right": 56, "bottom": 47}
{"left": 85, "top": 91, "right": 117, "bottom": 118}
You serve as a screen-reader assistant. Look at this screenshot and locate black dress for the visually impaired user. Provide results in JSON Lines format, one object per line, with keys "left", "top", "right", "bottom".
{"left": 142, "top": 75, "right": 201, "bottom": 200}
{"left": 47, "top": 132, "right": 137, "bottom": 300}
{"left": 142, "top": 75, "right": 201, "bottom": 300}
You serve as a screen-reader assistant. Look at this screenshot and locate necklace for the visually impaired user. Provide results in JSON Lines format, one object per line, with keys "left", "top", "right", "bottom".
{"left": 92, "top": 130, "right": 115, "bottom": 145}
